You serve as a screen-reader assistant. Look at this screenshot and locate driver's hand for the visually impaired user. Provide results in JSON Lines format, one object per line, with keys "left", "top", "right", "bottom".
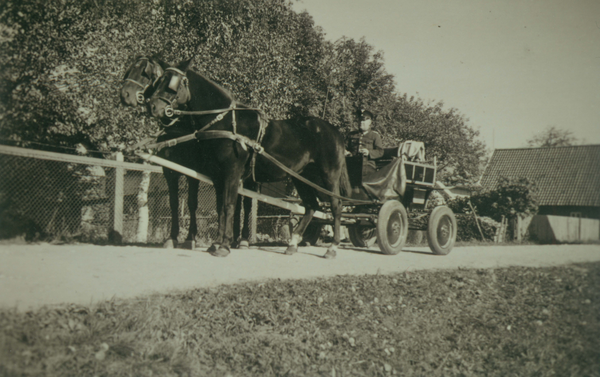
{"left": 359, "top": 148, "right": 369, "bottom": 156}
{"left": 344, "top": 150, "right": 351, "bottom": 156}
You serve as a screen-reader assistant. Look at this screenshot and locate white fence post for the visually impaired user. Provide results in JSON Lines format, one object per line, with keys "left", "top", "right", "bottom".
{"left": 250, "top": 197, "right": 258, "bottom": 244}
{"left": 113, "top": 152, "right": 124, "bottom": 238}
{"left": 136, "top": 166, "right": 151, "bottom": 243}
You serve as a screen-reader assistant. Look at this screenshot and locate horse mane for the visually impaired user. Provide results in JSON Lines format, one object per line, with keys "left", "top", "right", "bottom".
{"left": 148, "top": 54, "right": 169, "bottom": 71}
{"left": 185, "top": 68, "right": 260, "bottom": 111}
{"left": 190, "top": 69, "right": 236, "bottom": 103}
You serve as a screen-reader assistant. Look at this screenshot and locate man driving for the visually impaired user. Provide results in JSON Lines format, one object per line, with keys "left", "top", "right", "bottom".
{"left": 345, "top": 109, "right": 385, "bottom": 176}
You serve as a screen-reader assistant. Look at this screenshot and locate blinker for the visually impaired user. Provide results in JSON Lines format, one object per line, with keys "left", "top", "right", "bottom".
{"left": 168, "top": 74, "right": 181, "bottom": 92}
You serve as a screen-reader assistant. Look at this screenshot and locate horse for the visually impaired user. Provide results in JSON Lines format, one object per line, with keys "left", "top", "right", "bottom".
{"left": 120, "top": 55, "right": 205, "bottom": 248}
{"left": 147, "top": 58, "right": 351, "bottom": 258}
{"left": 120, "top": 55, "right": 168, "bottom": 107}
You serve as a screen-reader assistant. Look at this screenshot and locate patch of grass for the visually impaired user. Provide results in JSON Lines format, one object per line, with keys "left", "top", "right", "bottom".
{"left": 1, "top": 262, "right": 599, "bottom": 376}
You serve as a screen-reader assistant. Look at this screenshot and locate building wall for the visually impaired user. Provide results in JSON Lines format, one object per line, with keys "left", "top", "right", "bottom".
{"left": 538, "top": 205, "right": 600, "bottom": 220}
{"left": 528, "top": 215, "right": 600, "bottom": 243}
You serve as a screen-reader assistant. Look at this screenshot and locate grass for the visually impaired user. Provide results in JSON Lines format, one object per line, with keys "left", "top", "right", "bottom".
{"left": 1, "top": 262, "right": 599, "bottom": 376}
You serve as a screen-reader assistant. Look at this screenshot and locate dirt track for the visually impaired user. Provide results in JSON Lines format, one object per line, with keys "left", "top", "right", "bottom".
{"left": 1, "top": 242, "right": 599, "bottom": 312}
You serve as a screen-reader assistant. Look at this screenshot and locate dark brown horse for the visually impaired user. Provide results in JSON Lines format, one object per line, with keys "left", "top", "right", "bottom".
{"left": 120, "top": 55, "right": 167, "bottom": 107}
{"left": 120, "top": 56, "right": 204, "bottom": 248}
{"left": 147, "top": 58, "right": 351, "bottom": 258}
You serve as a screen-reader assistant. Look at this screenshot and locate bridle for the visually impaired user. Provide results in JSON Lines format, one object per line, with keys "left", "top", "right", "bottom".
{"left": 155, "top": 67, "right": 190, "bottom": 118}
{"left": 123, "top": 57, "right": 160, "bottom": 104}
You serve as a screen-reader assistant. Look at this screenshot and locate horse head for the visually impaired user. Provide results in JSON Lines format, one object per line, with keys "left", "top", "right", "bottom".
{"left": 120, "top": 55, "right": 167, "bottom": 107}
{"left": 147, "top": 58, "right": 234, "bottom": 126}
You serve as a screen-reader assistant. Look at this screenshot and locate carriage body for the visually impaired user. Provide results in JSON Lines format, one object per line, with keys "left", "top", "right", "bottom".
{"left": 339, "top": 144, "right": 457, "bottom": 255}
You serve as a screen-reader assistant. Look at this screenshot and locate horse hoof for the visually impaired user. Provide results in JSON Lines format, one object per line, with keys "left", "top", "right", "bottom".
{"left": 324, "top": 249, "right": 336, "bottom": 259}
{"left": 284, "top": 245, "right": 298, "bottom": 255}
{"left": 239, "top": 240, "right": 249, "bottom": 249}
{"left": 182, "top": 240, "right": 195, "bottom": 250}
{"left": 163, "top": 239, "right": 177, "bottom": 249}
{"left": 210, "top": 246, "right": 230, "bottom": 257}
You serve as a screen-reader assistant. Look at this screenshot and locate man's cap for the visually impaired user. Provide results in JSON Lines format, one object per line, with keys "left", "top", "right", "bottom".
{"left": 360, "top": 109, "right": 374, "bottom": 120}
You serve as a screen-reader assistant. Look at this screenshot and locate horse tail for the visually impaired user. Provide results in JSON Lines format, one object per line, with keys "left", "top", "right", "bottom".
{"left": 338, "top": 157, "right": 352, "bottom": 198}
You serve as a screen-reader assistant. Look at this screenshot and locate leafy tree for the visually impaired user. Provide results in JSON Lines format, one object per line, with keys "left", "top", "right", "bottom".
{"left": 0, "top": 0, "right": 488, "bottom": 186}
{"left": 526, "top": 126, "right": 577, "bottom": 148}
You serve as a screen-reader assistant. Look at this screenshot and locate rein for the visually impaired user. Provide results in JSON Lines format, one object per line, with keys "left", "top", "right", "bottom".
{"left": 141, "top": 128, "right": 370, "bottom": 204}
{"left": 144, "top": 67, "right": 368, "bottom": 203}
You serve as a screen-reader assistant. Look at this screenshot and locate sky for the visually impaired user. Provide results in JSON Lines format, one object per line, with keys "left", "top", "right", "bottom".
{"left": 292, "top": 0, "right": 600, "bottom": 151}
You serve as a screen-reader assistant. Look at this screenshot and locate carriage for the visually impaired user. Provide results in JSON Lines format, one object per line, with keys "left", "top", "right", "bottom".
{"left": 139, "top": 140, "right": 457, "bottom": 256}
{"left": 125, "top": 56, "right": 456, "bottom": 257}
{"left": 287, "top": 142, "right": 457, "bottom": 256}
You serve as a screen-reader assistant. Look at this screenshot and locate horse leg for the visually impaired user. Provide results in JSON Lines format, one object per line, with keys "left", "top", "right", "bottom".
{"left": 326, "top": 192, "right": 342, "bottom": 260}
{"left": 209, "top": 174, "right": 240, "bottom": 257}
{"left": 163, "top": 168, "right": 180, "bottom": 249}
{"left": 183, "top": 177, "right": 199, "bottom": 249}
{"left": 285, "top": 180, "right": 319, "bottom": 255}
{"left": 207, "top": 179, "right": 225, "bottom": 254}
{"left": 238, "top": 180, "right": 257, "bottom": 248}
{"left": 233, "top": 194, "right": 243, "bottom": 248}
{"left": 233, "top": 194, "right": 251, "bottom": 248}
{"left": 240, "top": 194, "right": 252, "bottom": 248}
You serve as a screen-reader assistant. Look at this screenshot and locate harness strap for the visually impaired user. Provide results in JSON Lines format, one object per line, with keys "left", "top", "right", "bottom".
{"left": 172, "top": 107, "right": 262, "bottom": 116}
{"left": 195, "top": 131, "right": 369, "bottom": 204}
{"left": 132, "top": 130, "right": 166, "bottom": 150}
{"left": 146, "top": 132, "right": 198, "bottom": 150}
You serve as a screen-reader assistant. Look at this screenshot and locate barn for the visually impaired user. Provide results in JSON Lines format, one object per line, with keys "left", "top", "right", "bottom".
{"left": 480, "top": 145, "right": 600, "bottom": 243}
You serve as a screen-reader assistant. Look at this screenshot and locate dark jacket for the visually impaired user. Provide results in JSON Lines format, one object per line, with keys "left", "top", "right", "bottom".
{"left": 347, "top": 130, "right": 385, "bottom": 170}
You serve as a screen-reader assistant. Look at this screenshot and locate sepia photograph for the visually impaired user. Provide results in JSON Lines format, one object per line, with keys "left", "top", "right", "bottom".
{"left": 1, "top": 0, "right": 599, "bottom": 375}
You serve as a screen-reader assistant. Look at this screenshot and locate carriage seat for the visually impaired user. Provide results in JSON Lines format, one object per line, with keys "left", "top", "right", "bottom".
{"left": 374, "top": 141, "right": 426, "bottom": 169}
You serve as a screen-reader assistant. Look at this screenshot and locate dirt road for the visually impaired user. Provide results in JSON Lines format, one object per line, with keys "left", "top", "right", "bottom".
{"left": 1, "top": 242, "right": 599, "bottom": 312}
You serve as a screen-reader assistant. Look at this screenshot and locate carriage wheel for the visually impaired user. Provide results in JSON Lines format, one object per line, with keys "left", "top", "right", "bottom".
{"left": 427, "top": 206, "right": 457, "bottom": 255}
{"left": 302, "top": 222, "right": 322, "bottom": 246}
{"left": 348, "top": 206, "right": 377, "bottom": 248}
{"left": 376, "top": 200, "right": 408, "bottom": 255}
{"left": 348, "top": 224, "right": 377, "bottom": 248}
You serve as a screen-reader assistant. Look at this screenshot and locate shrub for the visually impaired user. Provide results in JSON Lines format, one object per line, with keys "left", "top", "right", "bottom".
{"left": 455, "top": 214, "right": 500, "bottom": 242}
{"left": 448, "top": 177, "right": 538, "bottom": 222}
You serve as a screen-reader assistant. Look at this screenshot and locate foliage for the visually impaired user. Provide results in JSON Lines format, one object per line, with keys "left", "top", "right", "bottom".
{"left": 1, "top": 0, "right": 487, "bottom": 184}
{"left": 527, "top": 126, "right": 578, "bottom": 148}
{"left": 448, "top": 177, "right": 538, "bottom": 222}
{"left": 455, "top": 214, "right": 500, "bottom": 242}
{"left": 1, "top": 262, "right": 599, "bottom": 376}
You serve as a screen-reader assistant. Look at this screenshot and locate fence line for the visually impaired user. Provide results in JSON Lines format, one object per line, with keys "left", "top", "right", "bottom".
{"left": 0, "top": 145, "right": 295, "bottom": 246}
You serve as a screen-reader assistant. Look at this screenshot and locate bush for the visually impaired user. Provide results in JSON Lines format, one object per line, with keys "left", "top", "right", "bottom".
{"left": 448, "top": 177, "right": 538, "bottom": 223}
{"left": 455, "top": 214, "right": 500, "bottom": 242}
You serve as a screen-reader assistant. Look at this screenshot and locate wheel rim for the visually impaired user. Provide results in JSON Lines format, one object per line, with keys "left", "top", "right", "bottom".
{"left": 387, "top": 211, "right": 404, "bottom": 247}
{"left": 436, "top": 215, "right": 453, "bottom": 248}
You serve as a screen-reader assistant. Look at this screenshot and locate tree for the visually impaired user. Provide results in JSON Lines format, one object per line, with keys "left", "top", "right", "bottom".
{"left": 1, "top": 0, "right": 488, "bottom": 185}
{"left": 526, "top": 126, "right": 577, "bottom": 148}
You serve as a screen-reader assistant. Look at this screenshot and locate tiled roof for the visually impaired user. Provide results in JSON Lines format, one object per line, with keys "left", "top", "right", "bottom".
{"left": 480, "top": 145, "right": 600, "bottom": 207}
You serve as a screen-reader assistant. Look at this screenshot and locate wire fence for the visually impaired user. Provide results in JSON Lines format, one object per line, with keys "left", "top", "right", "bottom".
{"left": 0, "top": 145, "right": 293, "bottom": 246}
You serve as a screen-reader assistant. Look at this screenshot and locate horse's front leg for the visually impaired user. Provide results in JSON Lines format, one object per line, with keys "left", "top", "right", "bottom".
{"left": 207, "top": 179, "right": 225, "bottom": 254}
{"left": 163, "top": 168, "right": 180, "bottom": 248}
{"left": 209, "top": 175, "right": 240, "bottom": 257}
{"left": 236, "top": 180, "right": 256, "bottom": 248}
{"left": 232, "top": 193, "right": 251, "bottom": 249}
{"left": 182, "top": 177, "right": 199, "bottom": 249}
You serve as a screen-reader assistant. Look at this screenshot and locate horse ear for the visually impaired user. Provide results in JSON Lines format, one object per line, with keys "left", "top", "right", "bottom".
{"left": 178, "top": 58, "right": 193, "bottom": 72}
